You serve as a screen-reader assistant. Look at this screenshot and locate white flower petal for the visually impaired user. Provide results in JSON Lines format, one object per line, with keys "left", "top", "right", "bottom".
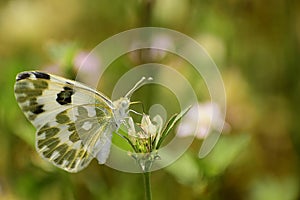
{"left": 128, "top": 117, "right": 136, "bottom": 137}
{"left": 152, "top": 115, "right": 163, "bottom": 135}
{"left": 177, "top": 102, "right": 227, "bottom": 139}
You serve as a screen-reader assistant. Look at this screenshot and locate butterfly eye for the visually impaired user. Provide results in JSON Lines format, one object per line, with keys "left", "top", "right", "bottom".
{"left": 122, "top": 101, "right": 128, "bottom": 107}
{"left": 120, "top": 99, "right": 129, "bottom": 108}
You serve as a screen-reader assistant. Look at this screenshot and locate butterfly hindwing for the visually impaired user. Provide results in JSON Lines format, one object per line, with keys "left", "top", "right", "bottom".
{"left": 14, "top": 71, "right": 116, "bottom": 172}
{"left": 35, "top": 105, "right": 113, "bottom": 172}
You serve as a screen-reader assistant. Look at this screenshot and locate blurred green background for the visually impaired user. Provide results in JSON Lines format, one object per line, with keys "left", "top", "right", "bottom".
{"left": 1, "top": 0, "right": 300, "bottom": 199}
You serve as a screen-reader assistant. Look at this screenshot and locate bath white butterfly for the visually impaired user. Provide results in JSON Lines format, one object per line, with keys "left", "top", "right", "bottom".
{"left": 14, "top": 71, "right": 149, "bottom": 172}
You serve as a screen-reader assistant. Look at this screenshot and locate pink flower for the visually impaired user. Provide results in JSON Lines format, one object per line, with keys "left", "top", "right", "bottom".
{"left": 177, "top": 102, "right": 229, "bottom": 139}
{"left": 73, "top": 51, "right": 102, "bottom": 86}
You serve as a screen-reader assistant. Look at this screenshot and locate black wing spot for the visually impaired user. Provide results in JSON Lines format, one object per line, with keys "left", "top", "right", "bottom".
{"left": 33, "top": 72, "right": 50, "bottom": 80}
{"left": 31, "top": 104, "right": 45, "bottom": 114}
{"left": 69, "top": 132, "right": 80, "bottom": 143}
{"left": 16, "top": 72, "right": 30, "bottom": 81}
{"left": 56, "top": 86, "right": 74, "bottom": 105}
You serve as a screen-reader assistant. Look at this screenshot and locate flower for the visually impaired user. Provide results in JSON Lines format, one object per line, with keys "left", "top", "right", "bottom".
{"left": 122, "top": 108, "right": 190, "bottom": 172}
{"left": 177, "top": 102, "right": 229, "bottom": 139}
{"left": 125, "top": 114, "right": 163, "bottom": 171}
{"left": 127, "top": 114, "right": 163, "bottom": 153}
{"left": 73, "top": 51, "right": 102, "bottom": 86}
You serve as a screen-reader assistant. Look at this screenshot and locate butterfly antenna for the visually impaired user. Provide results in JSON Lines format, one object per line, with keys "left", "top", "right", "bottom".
{"left": 130, "top": 101, "right": 145, "bottom": 113}
{"left": 128, "top": 101, "right": 145, "bottom": 116}
{"left": 125, "top": 76, "right": 153, "bottom": 98}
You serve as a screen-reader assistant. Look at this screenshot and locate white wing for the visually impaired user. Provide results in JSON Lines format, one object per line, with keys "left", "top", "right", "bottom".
{"left": 14, "top": 71, "right": 116, "bottom": 172}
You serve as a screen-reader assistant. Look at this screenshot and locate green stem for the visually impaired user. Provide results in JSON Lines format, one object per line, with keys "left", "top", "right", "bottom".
{"left": 143, "top": 172, "right": 152, "bottom": 200}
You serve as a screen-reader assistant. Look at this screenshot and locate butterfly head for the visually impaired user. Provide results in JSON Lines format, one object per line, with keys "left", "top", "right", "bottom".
{"left": 112, "top": 76, "right": 152, "bottom": 128}
{"left": 113, "top": 97, "right": 130, "bottom": 127}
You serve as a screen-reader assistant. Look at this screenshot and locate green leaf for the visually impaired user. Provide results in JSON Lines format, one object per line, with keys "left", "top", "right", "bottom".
{"left": 199, "top": 133, "right": 250, "bottom": 176}
{"left": 166, "top": 152, "right": 201, "bottom": 185}
{"left": 156, "top": 106, "right": 191, "bottom": 149}
{"left": 249, "top": 176, "right": 299, "bottom": 200}
{"left": 113, "top": 127, "right": 138, "bottom": 152}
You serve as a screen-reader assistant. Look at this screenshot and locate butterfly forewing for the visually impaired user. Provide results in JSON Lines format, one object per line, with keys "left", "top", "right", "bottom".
{"left": 14, "top": 71, "right": 116, "bottom": 172}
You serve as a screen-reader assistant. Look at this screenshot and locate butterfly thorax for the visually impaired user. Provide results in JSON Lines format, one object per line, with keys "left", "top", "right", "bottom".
{"left": 112, "top": 97, "right": 130, "bottom": 128}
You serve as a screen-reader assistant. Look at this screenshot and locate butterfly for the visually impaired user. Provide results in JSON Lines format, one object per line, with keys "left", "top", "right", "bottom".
{"left": 14, "top": 71, "right": 149, "bottom": 173}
